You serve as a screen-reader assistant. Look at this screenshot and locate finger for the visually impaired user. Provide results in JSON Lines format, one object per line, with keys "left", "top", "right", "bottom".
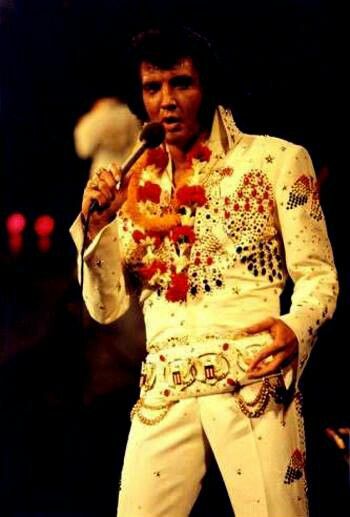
{"left": 82, "top": 190, "right": 108, "bottom": 217}
{"left": 245, "top": 317, "right": 276, "bottom": 334}
{"left": 338, "top": 428, "right": 350, "bottom": 436}
{"left": 86, "top": 178, "right": 99, "bottom": 190}
{"left": 248, "top": 353, "right": 285, "bottom": 378}
{"left": 98, "top": 169, "right": 117, "bottom": 189}
{"left": 97, "top": 179, "right": 115, "bottom": 202}
{"left": 248, "top": 342, "right": 286, "bottom": 370}
{"left": 325, "top": 428, "right": 346, "bottom": 450}
{"left": 249, "top": 347, "right": 298, "bottom": 377}
{"left": 109, "top": 162, "right": 122, "bottom": 183}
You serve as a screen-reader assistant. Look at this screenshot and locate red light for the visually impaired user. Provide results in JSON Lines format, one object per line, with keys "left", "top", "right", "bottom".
{"left": 34, "top": 215, "right": 55, "bottom": 237}
{"left": 6, "top": 212, "right": 27, "bottom": 235}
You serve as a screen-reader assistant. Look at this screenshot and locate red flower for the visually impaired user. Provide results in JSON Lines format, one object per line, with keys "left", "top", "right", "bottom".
{"left": 145, "top": 148, "right": 169, "bottom": 170}
{"left": 165, "top": 272, "right": 189, "bottom": 302}
{"left": 147, "top": 230, "right": 164, "bottom": 247}
{"left": 138, "top": 260, "right": 167, "bottom": 281}
{"left": 176, "top": 185, "right": 207, "bottom": 207}
{"left": 132, "top": 230, "right": 145, "bottom": 243}
{"left": 170, "top": 225, "right": 196, "bottom": 244}
{"left": 132, "top": 229, "right": 163, "bottom": 247}
{"left": 138, "top": 181, "right": 161, "bottom": 203}
{"left": 187, "top": 143, "right": 212, "bottom": 163}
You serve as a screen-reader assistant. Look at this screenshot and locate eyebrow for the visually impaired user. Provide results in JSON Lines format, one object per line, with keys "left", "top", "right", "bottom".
{"left": 170, "top": 75, "right": 194, "bottom": 86}
{"left": 142, "top": 74, "right": 194, "bottom": 86}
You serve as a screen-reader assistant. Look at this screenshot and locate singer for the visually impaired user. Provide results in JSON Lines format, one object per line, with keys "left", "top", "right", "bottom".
{"left": 70, "top": 26, "right": 338, "bottom": 517}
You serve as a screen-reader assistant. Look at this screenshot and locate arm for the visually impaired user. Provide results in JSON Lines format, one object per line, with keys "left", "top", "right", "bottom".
{"left": 70, "top": 165, "right": 131, "bottom": 324}
{"left": 248, "top": 145, "right": 338, "bottom": 383}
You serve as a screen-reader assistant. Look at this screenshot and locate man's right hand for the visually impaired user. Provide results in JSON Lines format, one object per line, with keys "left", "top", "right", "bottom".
{"left": 81, "top": 163, "right": 127, "bottom": 239}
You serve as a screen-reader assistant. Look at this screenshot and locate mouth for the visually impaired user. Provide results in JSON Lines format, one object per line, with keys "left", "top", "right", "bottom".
{"left": 162, "top": 116, "right": 182, "bottom": 130}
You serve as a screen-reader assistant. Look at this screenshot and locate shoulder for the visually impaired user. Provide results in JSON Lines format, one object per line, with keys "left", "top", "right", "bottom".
{"left": 236, "top": 133, "right": 312, "bottom": 168}
{"left": 242, "top": 133, "right": 302, "bottom": 152}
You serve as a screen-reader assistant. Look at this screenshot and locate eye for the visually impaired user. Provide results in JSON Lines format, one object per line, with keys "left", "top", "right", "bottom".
{"left": 143, "top": 81, "right": 160, "bottom": 94}
{"left": 171, "top": 76, "right": 193, "bottom": 89}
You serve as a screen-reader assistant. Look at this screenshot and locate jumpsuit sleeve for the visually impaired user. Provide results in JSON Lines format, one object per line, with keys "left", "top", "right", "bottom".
{"left": 275, "top": 145, "right": 338, "bottom": 382}
{"left": 70, "top": 214, "right": 131, "bottom": 324}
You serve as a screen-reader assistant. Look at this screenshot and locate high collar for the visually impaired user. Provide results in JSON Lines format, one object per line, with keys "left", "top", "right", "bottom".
{"left": 209, "top": 105, "right": 242, "bottom": 155}
{"left": 162, "top": 106, "right": 242, "bottom": 184}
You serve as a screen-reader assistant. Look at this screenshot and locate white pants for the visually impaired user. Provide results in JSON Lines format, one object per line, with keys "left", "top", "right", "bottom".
{"left": 117, "top": 389, "right": 308, "bottom": 517}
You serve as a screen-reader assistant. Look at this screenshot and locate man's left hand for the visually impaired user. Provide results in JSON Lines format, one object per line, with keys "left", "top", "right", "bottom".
{"left": 245, "top": 317, "right": 298, "bottom": 378}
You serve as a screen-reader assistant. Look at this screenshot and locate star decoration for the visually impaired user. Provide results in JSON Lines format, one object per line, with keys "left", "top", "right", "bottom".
{"left": 265, "top": 154, "right": 274, "bottom": 163}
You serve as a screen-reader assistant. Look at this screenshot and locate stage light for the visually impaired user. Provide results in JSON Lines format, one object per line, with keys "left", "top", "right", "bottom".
{"left": 34, "top": 214, "right": 55, "bottom": 252}
{"left": 6, "top": 212, "right": 27, "bottom": 254}
{"left": 34, "top": 214, "right": 55, "bottom": 237}
{"left": 6, "top": 212, "right": 27, "bottom": 235}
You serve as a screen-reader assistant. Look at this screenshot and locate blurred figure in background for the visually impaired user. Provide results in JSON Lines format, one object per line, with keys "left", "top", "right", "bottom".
{"left": 74, "top": 97, "right": 140, "bottom": 177}
{"left": 74, "top": 96, "right": 144, "bottom": 404}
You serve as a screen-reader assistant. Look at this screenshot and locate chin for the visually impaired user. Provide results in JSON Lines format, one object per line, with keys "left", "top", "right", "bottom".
{"left": 165, "top": 132, "right": 188, "bottom": 148}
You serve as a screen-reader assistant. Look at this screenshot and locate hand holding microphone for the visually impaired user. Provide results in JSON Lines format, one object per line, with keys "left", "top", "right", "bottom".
{"left": 81, "top": 122, "right": 165, "bottom": 238}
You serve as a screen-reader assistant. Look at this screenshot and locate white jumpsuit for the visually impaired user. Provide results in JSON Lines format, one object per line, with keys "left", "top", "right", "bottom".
{"left": 71, "top": 106, "right": 338, "bottom": 516}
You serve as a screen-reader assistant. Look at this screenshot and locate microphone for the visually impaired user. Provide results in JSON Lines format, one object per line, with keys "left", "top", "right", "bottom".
{"left": 89, "top": 122, "right": 165, "bottom": 213}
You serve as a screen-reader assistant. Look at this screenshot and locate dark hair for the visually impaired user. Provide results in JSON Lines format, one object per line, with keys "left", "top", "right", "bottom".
{"left": 124, "top": 26, "right": 228, "bottom": 127}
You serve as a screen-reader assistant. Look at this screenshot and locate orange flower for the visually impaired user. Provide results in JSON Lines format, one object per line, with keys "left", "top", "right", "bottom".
{"left": 125, "top": 157, "right": 180, "bottom": 232}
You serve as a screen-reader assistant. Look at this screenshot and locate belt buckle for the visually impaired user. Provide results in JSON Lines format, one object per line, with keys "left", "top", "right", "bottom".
{"left": 165, "top": 358, "right": 196, "bottom": 390}
{"left": 140, "top": 361, "right": 156, "bottom": 390}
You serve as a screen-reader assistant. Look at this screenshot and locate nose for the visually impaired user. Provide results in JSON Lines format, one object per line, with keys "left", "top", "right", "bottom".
{"left": 160, "top": 84, "right": 176, "bottom": 110}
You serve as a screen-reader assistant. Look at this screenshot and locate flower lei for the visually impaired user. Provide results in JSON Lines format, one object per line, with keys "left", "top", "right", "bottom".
{"left": 123, "top": 142, "right": 211, "bottom": 302}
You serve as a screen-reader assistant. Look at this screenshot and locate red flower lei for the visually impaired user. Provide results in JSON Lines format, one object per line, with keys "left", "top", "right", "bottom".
{"left": 124, "top": 140, "right": 211, "bottom": 302}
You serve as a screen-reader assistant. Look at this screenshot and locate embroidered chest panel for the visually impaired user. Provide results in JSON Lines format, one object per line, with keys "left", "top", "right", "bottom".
{"left": 118, "top": 165, "right": 285, "bottom": 302}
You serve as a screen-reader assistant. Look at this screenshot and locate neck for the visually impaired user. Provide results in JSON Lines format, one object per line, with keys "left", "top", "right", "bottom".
{"left": 168, "top": 131, "right": 208, "bottom": 172}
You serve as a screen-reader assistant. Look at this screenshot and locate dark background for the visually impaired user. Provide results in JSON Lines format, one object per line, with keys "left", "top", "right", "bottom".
{"left": 0, "top": 0, "right": 348, "bottom": 515}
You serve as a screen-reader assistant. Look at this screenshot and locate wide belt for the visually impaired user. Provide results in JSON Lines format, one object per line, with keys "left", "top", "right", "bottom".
{"left": 139, "top": 331, "right": 274, "bottom": 402}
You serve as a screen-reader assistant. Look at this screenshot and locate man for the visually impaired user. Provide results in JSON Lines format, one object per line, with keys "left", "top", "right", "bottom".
{"left": 74, "top": 97, "right": 140, "bottom": 178}
{"left": 71, "top": 27, "right": 338, "bottom": 517}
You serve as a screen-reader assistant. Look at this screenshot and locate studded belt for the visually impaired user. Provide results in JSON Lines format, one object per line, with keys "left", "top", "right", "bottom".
{"left": 138, "top": 332, "right": 274, "bottom": 402}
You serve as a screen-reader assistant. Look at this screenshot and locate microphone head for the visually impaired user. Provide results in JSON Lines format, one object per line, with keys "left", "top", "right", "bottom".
{"left": 140, "top": 122, "right": 165, "bottom": 148}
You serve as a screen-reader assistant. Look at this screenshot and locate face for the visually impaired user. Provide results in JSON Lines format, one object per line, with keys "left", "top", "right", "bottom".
{"left": 140, "top": 58, "right": 204, "bottom": 150}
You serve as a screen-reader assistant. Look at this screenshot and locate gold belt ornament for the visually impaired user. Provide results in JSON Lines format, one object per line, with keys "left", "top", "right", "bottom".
{"left": 138, "top": 332, "right": 276, "bottom": 402}
{"left": 131, "top": 372, "right": 287, "bottom": 425}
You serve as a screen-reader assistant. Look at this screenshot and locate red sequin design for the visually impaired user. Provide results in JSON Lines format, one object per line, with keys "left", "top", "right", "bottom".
{"left": 284, "top": 448, "right": 305, "bottom": 484}
{"left": 286, "top": 174, "right": 322, "bottom": 221}
{"left": 224, "top": 170, "right": 274, "bottom": 243}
